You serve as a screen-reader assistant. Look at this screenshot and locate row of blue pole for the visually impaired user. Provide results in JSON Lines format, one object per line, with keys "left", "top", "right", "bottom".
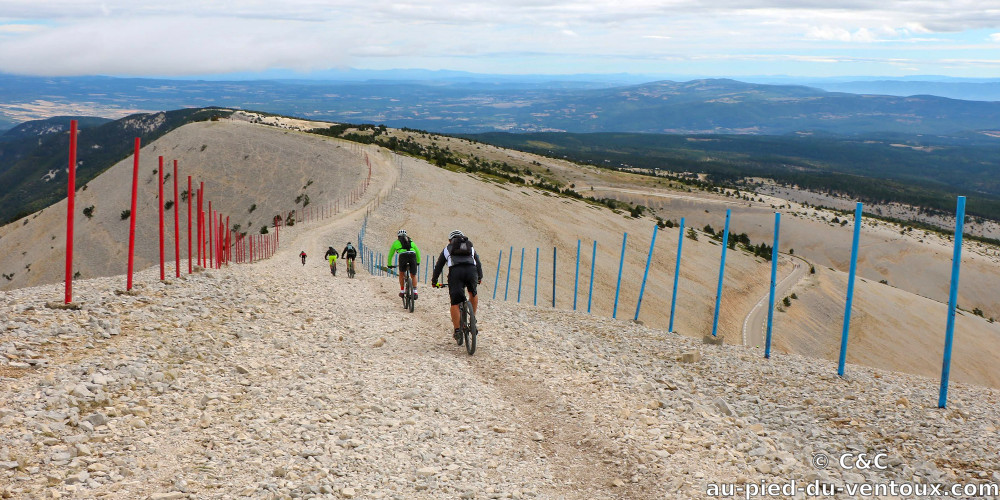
{"left": 352, "top": 196, "right": 968, "bottom": 408}
{"left": 484, "top": 195, "right": 968, "bottom": 408}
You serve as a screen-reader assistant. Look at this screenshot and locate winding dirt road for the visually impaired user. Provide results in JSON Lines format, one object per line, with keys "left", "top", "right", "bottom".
{"left": 741, "top": 255, "right": 809, "bottom": 349}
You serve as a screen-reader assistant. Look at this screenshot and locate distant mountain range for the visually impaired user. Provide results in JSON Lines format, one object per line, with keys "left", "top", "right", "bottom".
{"left": 2, "top": 74, "right": 1000, "bottom": 136}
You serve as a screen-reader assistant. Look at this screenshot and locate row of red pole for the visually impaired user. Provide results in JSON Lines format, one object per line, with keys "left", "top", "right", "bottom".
{"left": 63, "top": 125, "right": 374, "bottom": 304}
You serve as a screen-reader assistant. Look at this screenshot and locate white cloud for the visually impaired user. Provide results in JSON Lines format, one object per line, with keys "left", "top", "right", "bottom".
{"left": 0, "top": 0, "right": 998, "bottom": 76}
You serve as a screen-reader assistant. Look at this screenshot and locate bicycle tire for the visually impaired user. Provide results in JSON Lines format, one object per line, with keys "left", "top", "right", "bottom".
{"left": 463, "top": 301, "right": 476, "bottom": 355}
{"left": 403, "top": 274, "right": 414, "bottom": 312}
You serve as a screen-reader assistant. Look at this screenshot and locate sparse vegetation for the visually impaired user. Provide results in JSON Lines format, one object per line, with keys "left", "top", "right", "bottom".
{"left": 120, "top": 209, "right": 131, "bottom": 220}
{"left": 249, "top": 204, "right": 257, "bottom": 213}
{"left": 83, "top": 206, "right": 95, "bottom": 219}
{"left": 686, "top": 228, "right": 698, "bottom": 241}
{"left": 164, "top": 200, "right": 174, "bottom": 211}
{"left": 782, "top": 296, "right": 792, "bottom": 307}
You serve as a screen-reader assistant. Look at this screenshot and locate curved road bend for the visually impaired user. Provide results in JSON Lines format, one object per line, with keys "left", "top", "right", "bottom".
{"left": 741, "top": 256, "right": 810, "bottom": 349}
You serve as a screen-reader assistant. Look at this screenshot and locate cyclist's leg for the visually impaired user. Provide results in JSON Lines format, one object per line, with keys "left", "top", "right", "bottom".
{"left": 447, "top": 270, "right": 466, "bottom": 330}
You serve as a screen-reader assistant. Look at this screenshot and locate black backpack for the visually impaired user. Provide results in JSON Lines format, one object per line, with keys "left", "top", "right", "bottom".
{"left": 399, "top": 235, "right": 412, "bottom": 251}
{"left": 451, "top": 236, "right": 473, "bottom": 256}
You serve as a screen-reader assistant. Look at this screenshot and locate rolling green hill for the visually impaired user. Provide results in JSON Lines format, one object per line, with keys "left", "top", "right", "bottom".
{"left": 468, "top": 131, "right": 1000, "bottom": 220}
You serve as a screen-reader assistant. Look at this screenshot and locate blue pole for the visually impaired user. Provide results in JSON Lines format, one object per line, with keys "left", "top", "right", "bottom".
{"left": 534, "top": 247, "right": 539, "bottom": 306}
{"left": 587, "top": 240, "right": 597, "bottom": 314}
{"left": 573, "top": 240, "right": 581, "bottom": 311}
{"left": 517, "top": 248, "right": 525, "bottom": 303}
{"left": 504, "top": 246, "right": 512, "bottom": 301}
{"left": 765, "top": 212, "right": 781, "bottom": 358}
{"left": 669, "top": 218, "right": 685, "bottom": 333}
{"left": 493, "top": 250, "right": 502, "bottom": 300}
{"left": 552, "top": 247, "right": 557, "bottom": 308}
{"left": 939, "top": 196, "right": 966, "bottom": 408}
{"left": 634, "top": 224, "right": 658, "bottom": 321}
{"left": 613, "top": 232, "right": 627, "bottom": 319}
{"left": 711, "top": 210, "right": 731, "bottom": 337}
{"left": 838, "top": 202, "right": 864, "bottom": 377}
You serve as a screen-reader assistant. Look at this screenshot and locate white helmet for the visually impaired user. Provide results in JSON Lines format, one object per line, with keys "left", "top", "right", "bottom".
{"left": 449, "top": 230, "right": 464, "bottom": 239}
{"left": 397, "top": 229, "right": 407, "bottom": 236}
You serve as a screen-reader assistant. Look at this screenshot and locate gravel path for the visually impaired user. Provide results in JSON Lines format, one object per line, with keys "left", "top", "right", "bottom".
{"left": 3, "top": 204, "right": 1000, "bottom": 499}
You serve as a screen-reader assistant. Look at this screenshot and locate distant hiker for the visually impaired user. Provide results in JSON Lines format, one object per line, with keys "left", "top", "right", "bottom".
{"left": 387, "top": 230, "right": 421, "bottom": 299}
{"left": 325, "top": 247, "right": 339, "bottom": 276}
{"left": 300, "top": 251, "right": 307, "bottom": 265}
{"left": 431, "top": 230, "right": 482, "bottom": 343}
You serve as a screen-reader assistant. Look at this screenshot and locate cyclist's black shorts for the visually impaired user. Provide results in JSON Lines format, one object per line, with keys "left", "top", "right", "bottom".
{"left": 447, "top": 264, "right": 478, "bottom": 306}
{"left": 398, "top": 252, "right": 418, "bottom": 275}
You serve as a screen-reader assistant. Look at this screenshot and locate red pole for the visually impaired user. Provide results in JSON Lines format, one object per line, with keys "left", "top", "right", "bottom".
{"left": 197, "top": 184, "right": 203, "bottom": 267}
{"left": 64, "top": 120, "right": 78, "bottom": 304}
{"left": 226, "top": 216, "right": 230, "bottom": 265}
{"left": 173, "top": 161, "right": 180, "bottom": 277}
{"left": 250, "top": 235, "right": 254, "bottom": 263}
{"left": 126, "top": 137, "right": 140, "bottom": 291}
{"left": 208, "top": 201, "right": 214, "bottom": 269}
{"left": 158, "top": 156, "right": 165, "bottom": 281}
{"left": 187, "top": 176, "right": 192, "bottom": 274}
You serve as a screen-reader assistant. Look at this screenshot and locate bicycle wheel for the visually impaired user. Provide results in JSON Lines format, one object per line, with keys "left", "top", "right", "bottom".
{"left": 407, "top": 277, "right": 415, "bottom": 313}
{"left": 463, "top": 301, "right": 476, "bottom": 355}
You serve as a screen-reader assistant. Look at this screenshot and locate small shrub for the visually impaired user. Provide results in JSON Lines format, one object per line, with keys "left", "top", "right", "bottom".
{"left": 790, "top": 293, "right": 798, "bottom": 300}
{"left": 879, "top": 279, "right": 888, "bottom": 285}
{"left": 249, "top": 204, "right": 257, "bottom": 213}
{"left": 782, "top": 296, "right": 792, "bottom": 307}
{"left": 164, "top": 200, "right": 174, "bottom": 210}
{"left": 686, "top": 228, "right": 698, "bottom": 241}
{"left": 810, "top": 265, "right": 815, "bottom": 274}
{"left": 83, "top": 206, "right": 95, "bottom": 218}
{"left": 973, "top": 307, "right": 984, "bottom": 317}
{"left": 260, "top": 226, "right": 269, "bottom": 234}
{"left": 120, "top": 209, "right": 131, "bottom": 220}
{"left": 200, "top": 144, "right": 208, "bottom": 152}
{"left": 73, "top": 271, "right": 81, "bottom": 279}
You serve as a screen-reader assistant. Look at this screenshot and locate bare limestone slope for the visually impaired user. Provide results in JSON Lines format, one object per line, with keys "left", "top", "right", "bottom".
{"left": 1, "top": 193, "right": 999, "bottom": 498}
{"left": 0, "top": 120, "right": 369, "bottom": 292}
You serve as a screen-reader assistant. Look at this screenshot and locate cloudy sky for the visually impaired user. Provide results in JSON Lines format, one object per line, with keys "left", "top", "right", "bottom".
{"left": 0, "top": 0, "right": 999, "bottom": 78}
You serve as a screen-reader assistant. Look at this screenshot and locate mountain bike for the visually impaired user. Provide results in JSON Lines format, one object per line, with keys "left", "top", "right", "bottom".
{"left": 346, "top": 258, "right": 356, "bottom": 278}
{"left": 388, "top": 266, "right": 415, "bottom": 313}
{"left": 435, "top": 283, "right": 478, "bottom": 355}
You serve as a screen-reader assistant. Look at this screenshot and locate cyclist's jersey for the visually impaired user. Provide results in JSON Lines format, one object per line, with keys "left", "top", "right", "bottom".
{"left": 342, "top": 245, "right": 357, "bottom": 259}
{"left": 324, "top": 247, "right": 339, "bottom": 260}
{"left": 432, "top": 240, "right": 483, "bottom": 284}
{"left": 387, "top": 237, "right": 421, "bottom": 267}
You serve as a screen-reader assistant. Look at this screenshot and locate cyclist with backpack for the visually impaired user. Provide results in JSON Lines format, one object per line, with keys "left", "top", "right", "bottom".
{"left": 431, "top": 230, "right": 483, "bottom": 342}
{"left": 324, "top": 246, "right": 339, "bottom": 276}
{"left": 387, "top": 230, "right": 421, "bottom": 299}
{"left": 341, "top": 242, "right": 358, "bottom": 276}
